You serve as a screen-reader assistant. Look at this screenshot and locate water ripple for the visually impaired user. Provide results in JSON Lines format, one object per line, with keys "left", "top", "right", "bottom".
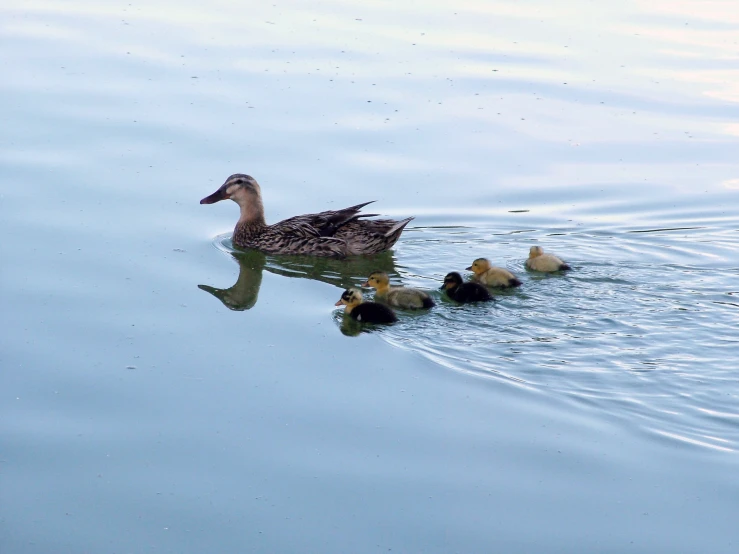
{"left": 358, "top": 220, "right": 739, "bottom": 452}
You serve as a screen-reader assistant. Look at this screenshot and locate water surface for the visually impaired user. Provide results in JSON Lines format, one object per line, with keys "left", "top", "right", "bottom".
{"left": 2, "top": 1, "right": 738, "bottom": 552}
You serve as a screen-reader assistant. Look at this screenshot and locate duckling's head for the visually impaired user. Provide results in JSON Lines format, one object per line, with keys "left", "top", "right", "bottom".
{"left": 335, "top": 288, "right": 363, "bottom": 308}
{"left": 200, "top": 174, "right": 261, "bottom": 205}
{"left": 440, "top": 272, "right": 463, "bottom": 290}
{"left": 466, "top": 257, "right": 491, "bottom": 274}
{"left": 529, "top": 246, "right": 544, "bottom": 259}
{"left": 362, "top": 270, "right": 390, "bottom": 290}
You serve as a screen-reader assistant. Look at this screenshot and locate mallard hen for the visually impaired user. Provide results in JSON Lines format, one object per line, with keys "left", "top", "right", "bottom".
{"left": 200, "top": 174, "right": 413, "bottom": 257}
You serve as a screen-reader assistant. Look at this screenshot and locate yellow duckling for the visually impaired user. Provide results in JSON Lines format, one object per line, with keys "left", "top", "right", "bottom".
{"left": 362, "top": 271, "right": 435, "bottom": 310}
{"left": 525, "top": 246, "right": 571, "bottom": 272}
{"left": 466, "top": 258, "right": 522, "bottom": 288}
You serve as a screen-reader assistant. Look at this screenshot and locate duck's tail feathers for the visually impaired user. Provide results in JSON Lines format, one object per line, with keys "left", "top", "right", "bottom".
{"left": 347, "top": 200, "right": 376, "bottom": 212}
{"left": 384, "top": 217, "right": 414, "bottom": 238}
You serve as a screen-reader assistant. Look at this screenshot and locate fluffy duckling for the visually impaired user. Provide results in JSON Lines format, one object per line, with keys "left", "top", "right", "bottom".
{"left": 466, "top": 258, "right": 522, "bottom": 288}
{"left": 440, "top": 272, "right": 493, "bottom": 303}
{"left": 362, "top": 271, "right": 435, "bottom": 310}
{"left": 525, "top": 246, "right": 571, "bottom": 272}
{"left": 335, "top": 288, "right": 397, "bottom": 323}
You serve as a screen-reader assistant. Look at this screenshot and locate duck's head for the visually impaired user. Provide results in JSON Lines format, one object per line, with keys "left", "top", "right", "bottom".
{"left": 200, "top": 174, "right": 261, "bottom": 206}
{"left": 529, "top": 246, "right": 544, "bottom": 259}
{"left": 335, "top": 287, "right": 363, "bottom": 308}
{"left": 362, "top": 270, "right": 390, "bottom": 290}
{"left": 466, "top": 257, "right": 491, "bottom": 274}
{"left": 440, "top": 272, "right": 463, "bottom": 290}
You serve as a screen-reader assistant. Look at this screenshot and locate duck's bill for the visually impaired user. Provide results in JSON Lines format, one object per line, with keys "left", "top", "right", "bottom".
{"left": 334, "top": 300, "right": 344, "bottom": 306}
{"left": 361, "top": 281, "right": 370, "bottom": 287}
{"left": 465, "top": 266, "right": 472, "bottom": 271}
{"left": 438, "top": 284, "right": 446, "bottom": 290}
{"left": 200, "top": 188, "right": 227, "bottom": 204}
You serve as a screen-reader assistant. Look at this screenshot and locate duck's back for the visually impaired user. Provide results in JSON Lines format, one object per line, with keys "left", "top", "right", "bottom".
{"left": 247, "top": 226, "right": 347, "bottom": 257}
{"left": 246, "top": 203, "right": 412, "bottom": 257}
{"left": 526, "top": 254, "right": 570, "bottom": 272}
{"left": 350, "top": 302, "right": 398, "bottom": 323}
{"left": 450, "top": 282, "right": 493, "bottom": 303}
{"left": 385, "top": 287, "right": 435, "bottom": 309}
{"left": 337, "top": 218, "right": 413, "bottom": 256}
{"left": 478, "top": 267, "right": 522, "bottom": 288}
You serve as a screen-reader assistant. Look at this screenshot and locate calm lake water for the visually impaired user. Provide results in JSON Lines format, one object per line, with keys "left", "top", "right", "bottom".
{"left": 2, "top": 1, "right": 738, "bottom": 552}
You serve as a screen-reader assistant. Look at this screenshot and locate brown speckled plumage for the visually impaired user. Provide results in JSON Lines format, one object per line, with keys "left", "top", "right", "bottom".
{"left": 201, "top": 174, "right": 413, "bottom": 257}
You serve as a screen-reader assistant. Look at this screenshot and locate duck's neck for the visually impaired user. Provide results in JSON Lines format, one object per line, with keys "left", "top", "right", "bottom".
{"left": 375, "top": 283, "right": 390, "bottom": 295}
{"left": 235, "top": 193, "right": 267, "bottom": 234}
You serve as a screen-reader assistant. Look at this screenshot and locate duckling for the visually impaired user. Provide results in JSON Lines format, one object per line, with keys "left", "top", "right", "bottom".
{"left": 201, "top": 174, "right": 413, "bottom": 257}
{"left": 362, "top": 271, "right": 435, "bottom": 310}
{"left": 440, "top": 272, "right": 494, "bottom": 303}
{"left": 466, "top": 258, "right": 522, "bottom": 288}
{"left": 334, "top": 288, "right": 398, "bottom": 323}
{"left": 525, "top": 246, "right": 571, "bottom": 272}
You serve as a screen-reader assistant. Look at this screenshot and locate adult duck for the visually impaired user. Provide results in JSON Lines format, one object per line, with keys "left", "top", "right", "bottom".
{"left": 200, "top": 174, "right": 413, "bottom": 257}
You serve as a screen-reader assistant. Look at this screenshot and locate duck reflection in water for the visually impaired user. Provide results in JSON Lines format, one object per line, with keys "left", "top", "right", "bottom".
{"left": 198, "top": 248, "right": 400, "bottom": 311}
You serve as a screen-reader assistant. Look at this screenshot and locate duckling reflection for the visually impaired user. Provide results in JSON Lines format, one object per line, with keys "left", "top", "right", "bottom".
{"left": 198, "top": 248, "right": 400, "bottom": 311}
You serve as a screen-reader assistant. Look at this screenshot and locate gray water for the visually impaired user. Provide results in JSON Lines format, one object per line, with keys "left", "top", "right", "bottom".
{"left": 2, "top": 1, "right": 739, "bottom": 552}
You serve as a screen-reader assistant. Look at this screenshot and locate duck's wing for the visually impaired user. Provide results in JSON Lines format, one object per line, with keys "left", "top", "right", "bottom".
{"left": 255, "top": 224, "right": 348, "bottom": 256}
{"left": 337, "top": 217, "right": 414, "bottom": 255}
{"left": 275, "top": 201, "right": 377, "bottom": 238}
{"left": 264, "top": 202, "right": 412, "bottom": 256}
{"left": 387, "top": 286, "right": 432, "bottom": 309}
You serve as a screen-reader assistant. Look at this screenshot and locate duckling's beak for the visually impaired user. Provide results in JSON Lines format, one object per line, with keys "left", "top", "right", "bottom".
{"left": 200, "top": 187, "right": 228, "bottom": 204}
{"left": 361, "top": 280, "right": 370, "bottom": 287}
{"left": 439, "top": 283, "right": 447, "bottom": 290}
{"left": 465, "top": 265, "right": 472, "bottom": 271}
{"left": 334, "top": 299, "right": 344, "bottom": 306}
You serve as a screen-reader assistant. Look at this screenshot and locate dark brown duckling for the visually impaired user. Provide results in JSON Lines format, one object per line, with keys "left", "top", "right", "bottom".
{"left": 440, "top": 272, "right": 494, "bottom": 303}
{"left": 335, "top": 288, "right": 398, "bottom": 324}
